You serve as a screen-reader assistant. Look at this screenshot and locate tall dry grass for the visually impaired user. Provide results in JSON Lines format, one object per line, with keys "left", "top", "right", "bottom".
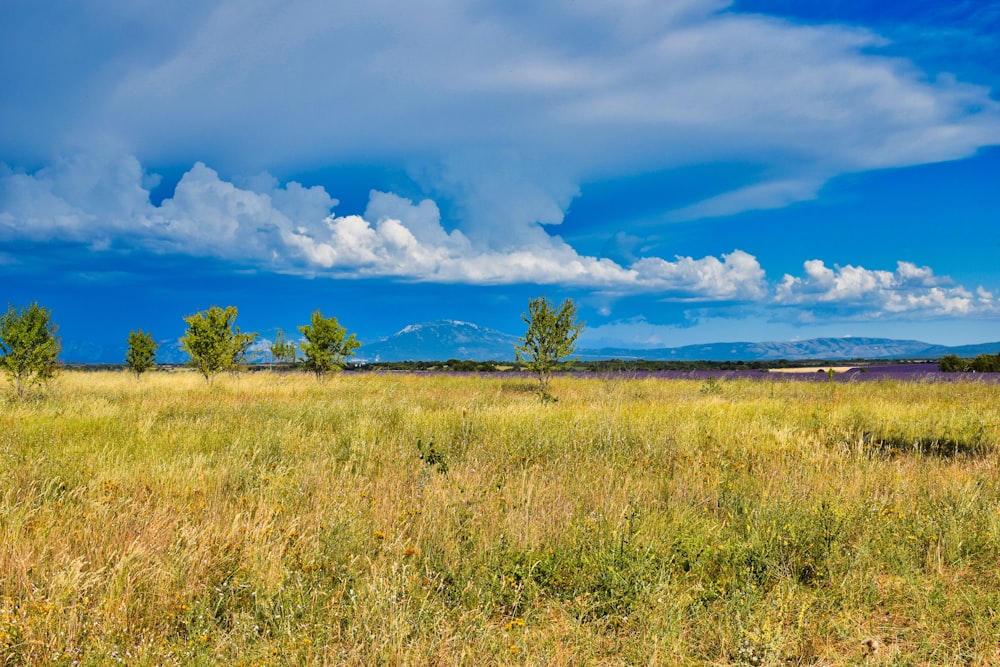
{"left": 2, "top": 370, "right": 999, "bottom": 665}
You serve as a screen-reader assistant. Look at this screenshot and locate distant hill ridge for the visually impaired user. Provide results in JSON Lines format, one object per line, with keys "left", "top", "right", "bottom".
{"left": 582, "top": 337, "right": 933, "bottom": 362}
{"left": 361, "top": 320, "right": 520, "bottom": 362}
{"left": 357, "top": 322, "right": 1000, "bottom": 363}
{"left": 58, "top": 320, "right": 1000, "bottom": 364}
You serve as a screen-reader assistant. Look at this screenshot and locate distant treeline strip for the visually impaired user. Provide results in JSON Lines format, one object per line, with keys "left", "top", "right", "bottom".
{"left": 938, "top": 353, "right": 1000, "bottom": 373}
{"left": 64, "top": 357, "right": 920, "bottom": 373}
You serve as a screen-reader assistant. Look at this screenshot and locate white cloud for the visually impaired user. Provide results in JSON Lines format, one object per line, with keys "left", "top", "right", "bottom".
{"left": 0, "top": 155, "right": 766, "bottom": 299}
{"left": 3, "top": 0, "right": 999, "bottom": 226}
{"left": 666, "top": 178, "right": 825, "bottom": 221}
{"left": 0, "top": 155, "right": 1000, "bottom": 317}
{"left": 277, "top": 188, "right": 768, "bottom": 298}
{"left": 775, "top": 260, "right": 996, "bottom": 316}
{"left": 3, "top": 153, "right": 996, "bottom": 323}
{"left": 631, "top": 251, "right": 767, "bottom": 300}
{"left": 0, "top": 153, "right": 152, "bottom": 245}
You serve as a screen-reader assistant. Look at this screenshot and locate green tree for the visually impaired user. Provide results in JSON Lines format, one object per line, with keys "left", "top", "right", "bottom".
{"left": 969, "top": 353, "right": 1000, "bottom": 373}
{"left": 0, "top": 302, "right": 61, "bottom": 399}
{"left": 270, "top": 328, "right": 297, "bottom": 367}
{"left": 232, "top": 332, "right": 258, "bottom": 373}
{"left": 938, "top": 354, "right": 969, "bottom": 372}
{"left": 180, "top": 306, "right": 258, "bottom": 383}
{"left": 514, "top": 296, "right": 584, "bottom": 396}
{"left": 125, "top": 329, "right": 158, "bottom": 377}
{"left": 298, "top": 310, "right": 360, "bottom": 378}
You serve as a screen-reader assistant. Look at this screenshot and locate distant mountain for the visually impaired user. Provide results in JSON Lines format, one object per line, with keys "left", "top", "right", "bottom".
{"left": 917, "top": 341, "right": 1000, "bottom": 359}
{"left": 359, "top": 323, "right": 1000, "bottom": 363}
{"left": 59, "top": 339, "right": 126, "bottom": 365}
{"left": 57, "top": 321, "right": 1000, "bottom": 365}
{"left": 60, "top": 338, "right": 189, "bottom": 365}
{"left": 358, "top": 320, "right": 521, "bottom": 362}
{"left": 579, "top": 337, "right": 946, "bottom": 362}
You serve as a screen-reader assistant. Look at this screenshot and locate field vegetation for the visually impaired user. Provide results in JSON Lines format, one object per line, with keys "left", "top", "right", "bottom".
{"left": 2, "top": 371, "right": 1000, "bottom": 665}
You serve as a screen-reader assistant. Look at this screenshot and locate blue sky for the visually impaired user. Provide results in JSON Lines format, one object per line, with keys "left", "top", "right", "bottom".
{"left": 2, "top": 0, "right": 999, "bottom": 357}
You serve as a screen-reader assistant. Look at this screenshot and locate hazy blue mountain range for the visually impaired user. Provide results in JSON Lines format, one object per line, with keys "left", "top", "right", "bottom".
{"left": 357, "top": 323, "right": 1000, "bottom": 363}
{"left": 581, "top": 338, "right": 938, "bottom": 362}
{"left": 60, "top": 338, "right": 187, "bottom": 365}
{"left": 359, "top": 320, "right": 521, "bottom": 362}
{"left": 58, "top": 320, "right": 1000, "bottom": 364}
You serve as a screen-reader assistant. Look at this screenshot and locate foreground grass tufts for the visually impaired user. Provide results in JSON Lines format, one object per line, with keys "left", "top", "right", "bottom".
{"left": 1, "top": 371, "right": 999, "bottom": 664}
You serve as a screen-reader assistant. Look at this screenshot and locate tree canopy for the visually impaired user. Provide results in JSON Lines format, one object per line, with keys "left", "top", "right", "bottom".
{"left": 125, "top": 329, "right": 158, "bottom": 377}
{"left": 180, "top": 306, "right": 258, "bottom": 382}
{"left": 270, "top": 328, "right": 297, "bottom": 366}
{"left": 514, "top": 296, "right": 584, "bottom": 396}
{"left": 939, "top": 353, "right": 1000, "bottom": 373}
{"left": 0, "top": 302, "right": 61, "bottom": 398}
{"left": 298, "top": 310, "right": 360, "bottom": 378}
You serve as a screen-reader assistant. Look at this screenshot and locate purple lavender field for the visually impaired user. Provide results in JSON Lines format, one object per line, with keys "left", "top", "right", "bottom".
{"left": 579, "top": 363, "right": 1000, "bottom": 383}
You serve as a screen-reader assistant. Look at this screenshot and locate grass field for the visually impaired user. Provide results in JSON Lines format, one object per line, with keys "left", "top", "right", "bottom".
{"left": 2, "top": 370, "right": 1000, "bottom": 665}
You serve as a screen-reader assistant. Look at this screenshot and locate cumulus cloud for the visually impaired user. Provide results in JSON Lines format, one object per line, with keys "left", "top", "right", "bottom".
{"left": 0, "top": 152, "right": 152, "bottom": 245}
{"left": 0, "top": 155, "right": 766, "bottom": 299}
{"left": 631, "top": 251, "right": 767, "bottom": 300}
{"left": 775, "top": 260, "right": 997, "bottom": 316}
{"left": 0, "top": 155, "right": 1000, "bottom": 321}
{"left": 3, "top": 153, "right": 995, "bottom": 322}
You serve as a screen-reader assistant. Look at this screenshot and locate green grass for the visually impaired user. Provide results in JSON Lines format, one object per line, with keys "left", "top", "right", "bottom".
{"left": 2, "top": 371, "right": 1000, "bottom": 665}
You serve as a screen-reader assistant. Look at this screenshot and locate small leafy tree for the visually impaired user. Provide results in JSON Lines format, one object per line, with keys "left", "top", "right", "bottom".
{"left": 969, "top": 353, "right": 1000, "bottom": 373}
{"left": 270, "top": 328, "right": 297, "bottom": 367}
{"left": 1, "top": 302, "right": 61, "bottom": 399}
{"left": 180, "top": 306, "right": 258, "bottom": 383}
{"left": 231, "top": 332, "right": 258, "bottom": 373}
{"left": 298, "top": 310, "right": 360, "bottom": 378}
{"left": 514, "top": 296, "right": 584, "bottom": 396}
{"left": 938, "top": 354, "right": 969, "bottom": 372}
{"left": 125, "top": 329, "right": 158, "bottom": 377}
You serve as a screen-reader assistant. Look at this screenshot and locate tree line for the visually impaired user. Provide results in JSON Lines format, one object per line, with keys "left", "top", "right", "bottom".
{"left": 140, "top": 306, "right": 361, "bottom": 383}
{"left": 1, "top": 297, "right": 583, "bottom": 398}
{"left": 9, "top": 299, "right": 1000, "bottom": 400}
{"left": 938, "top": 353, "right": 1000, "bottom": 373}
